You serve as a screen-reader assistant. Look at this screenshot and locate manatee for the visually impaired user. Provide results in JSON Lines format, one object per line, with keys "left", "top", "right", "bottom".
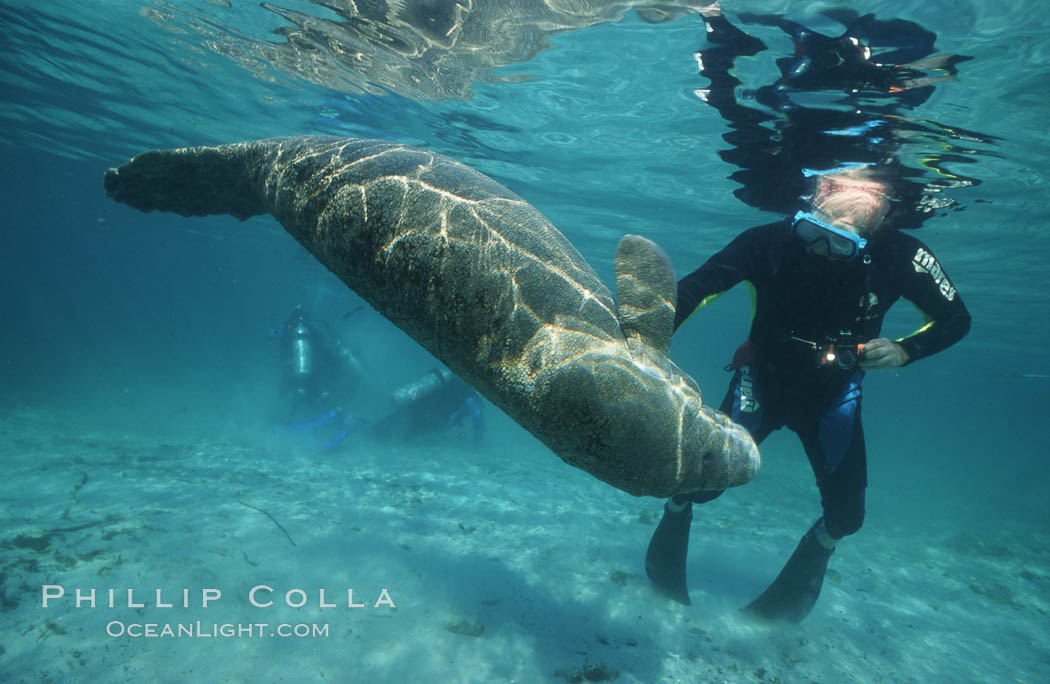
{"left": 103, "top": 136, "right": 758, "bottom": 497}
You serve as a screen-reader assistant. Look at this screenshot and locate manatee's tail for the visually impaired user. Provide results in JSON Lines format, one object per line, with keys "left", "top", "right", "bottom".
{"left": 103, "top": 142, "right": 271, "bottom": 220}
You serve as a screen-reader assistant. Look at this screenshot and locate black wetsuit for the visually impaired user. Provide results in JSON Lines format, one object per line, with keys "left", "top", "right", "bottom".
{"left": 674, "top": 220, "right": 970, "bottom": 539}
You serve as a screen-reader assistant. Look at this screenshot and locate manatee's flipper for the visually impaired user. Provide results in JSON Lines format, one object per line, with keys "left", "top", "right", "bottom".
{"left": 615, "top": 234, "right": 676, "bottom": 355}
{"left": 103, "top": 143, "right": 269, "bottom": 220}
{"left": 744, "top": 519, "right": 835, "bottom": 622}
{"left": 644, "top": 499, "right": 693, "bottom": 605}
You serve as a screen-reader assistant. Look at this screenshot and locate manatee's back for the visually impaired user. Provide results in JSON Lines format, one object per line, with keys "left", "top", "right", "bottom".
{"left": 251, "top": 139, "right": 622, "bottom": 402}
{"left": 104, "top": 136, "right": 623, "bottom": 430}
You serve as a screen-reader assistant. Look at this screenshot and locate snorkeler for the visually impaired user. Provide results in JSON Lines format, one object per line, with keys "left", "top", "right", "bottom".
{"left": 646, "top": 165, "right": 971, "bottom": 619}
{"left": 644, "top": 3, "right": 976, "bottom": 620}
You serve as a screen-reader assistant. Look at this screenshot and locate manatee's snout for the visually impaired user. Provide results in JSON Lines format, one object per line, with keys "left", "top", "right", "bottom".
{"left": 717, "top": 416, "right": 761, "bottom": 487}
{"left": 684, "top": 406, "right": 760, "bottom": 491}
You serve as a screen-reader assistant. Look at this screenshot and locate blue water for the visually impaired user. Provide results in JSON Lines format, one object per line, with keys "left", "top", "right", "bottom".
{"left": 1, "top": 1, "right": 1049, "bottom": 682}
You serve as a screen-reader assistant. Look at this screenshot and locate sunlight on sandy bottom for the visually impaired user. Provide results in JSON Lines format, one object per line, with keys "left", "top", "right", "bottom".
{"left": 1, "top": 408, "right": 1047, "bottom": 683}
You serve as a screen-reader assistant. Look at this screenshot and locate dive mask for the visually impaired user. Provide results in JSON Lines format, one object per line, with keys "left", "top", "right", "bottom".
{"left": 791, "top": 211, "right": 867, "bottom": 261}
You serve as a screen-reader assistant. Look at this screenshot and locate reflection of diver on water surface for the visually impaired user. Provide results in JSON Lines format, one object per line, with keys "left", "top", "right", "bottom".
{"left": 692, "top": 3, "right": 998, "bottom": 227}
{"left": 354, "top": 368, "right": 485, "bottom": 448}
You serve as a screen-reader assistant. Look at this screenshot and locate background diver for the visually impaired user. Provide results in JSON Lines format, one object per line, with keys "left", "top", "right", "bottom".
{"left": 644, "top": 3, "right": 980, "bottom": 621}
{"left": 275, "top": 306, "right": 484, "bottom": 451}
{"left": 274, "top": 304, "right": 366, "bottom": 451}
{"left": 356, "top": 367, "right": 486, "bottom": 447}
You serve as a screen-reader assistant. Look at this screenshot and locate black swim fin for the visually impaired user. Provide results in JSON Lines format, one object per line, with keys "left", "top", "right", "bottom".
{"left": 744, "top": 519, "right": 835, "bottom": 622}
{"left": 644, "top": 499, "right": 693, "bottom": 605}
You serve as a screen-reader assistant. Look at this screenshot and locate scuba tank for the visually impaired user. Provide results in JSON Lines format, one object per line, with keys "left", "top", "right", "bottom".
{"left": 289, "top": 321, "right": 314, "bottom": 378}
{"left": 283, "top": 306, "right": 316, "bottom": 393}
{"left": 391, "top": 368, "right": 453, "bottom": 407}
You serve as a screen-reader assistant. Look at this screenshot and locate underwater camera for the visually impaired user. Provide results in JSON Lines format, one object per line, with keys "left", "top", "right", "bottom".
{"left": 791, "top": 333, "right": 867, "bottom": 371}
{"left": 818, "top": 338, "right": 866, "bottom": 370}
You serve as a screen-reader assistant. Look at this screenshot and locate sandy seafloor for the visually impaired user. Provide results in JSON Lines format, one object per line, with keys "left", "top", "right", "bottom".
{"left": 2, "top": 405, "right": 1047, "bottom": 684}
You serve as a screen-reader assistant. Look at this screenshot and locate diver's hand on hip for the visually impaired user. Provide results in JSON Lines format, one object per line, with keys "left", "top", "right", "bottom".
{"left": 859, "top": 338, "right": 909, "bottom": 370}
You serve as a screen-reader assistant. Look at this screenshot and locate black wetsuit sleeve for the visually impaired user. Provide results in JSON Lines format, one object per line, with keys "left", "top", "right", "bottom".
{"left": 893, "top": 238, "right": 971, "bottom": 363}
{"left": 675, "top": 226, "right": 769, "bottom": 331}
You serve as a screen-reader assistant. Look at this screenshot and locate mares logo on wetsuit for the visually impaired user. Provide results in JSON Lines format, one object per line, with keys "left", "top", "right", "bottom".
{"left": 912, "top": 248, "right": 957, "bottom": 301}
{"left": 738, "top": 366, "right": 759, "bottom": 413}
